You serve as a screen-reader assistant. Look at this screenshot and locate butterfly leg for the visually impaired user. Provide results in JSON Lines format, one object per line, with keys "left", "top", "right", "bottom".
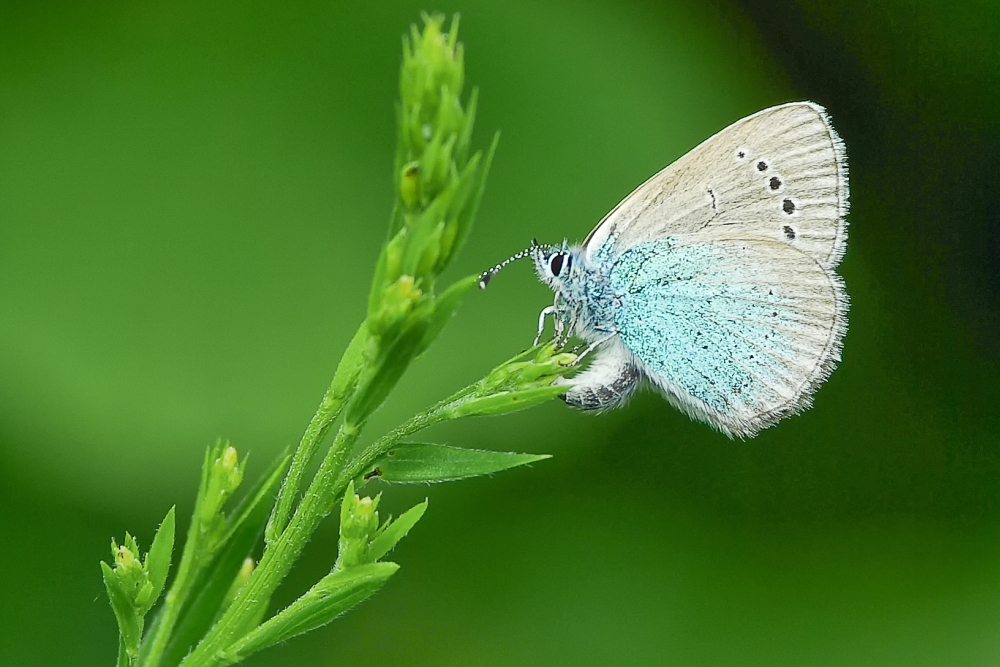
{"left": 534, "top": 306, "right": 557, "bottom": 346}
{"left": 570, "top": 332, "right": 616, "bottom": 366}
{"left": 559, "top": 341, "right": 640, "bottom": 411}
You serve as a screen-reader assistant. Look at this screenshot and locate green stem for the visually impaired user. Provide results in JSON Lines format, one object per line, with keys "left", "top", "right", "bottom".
{"left": 177, "top": 379, "right": 480, "bottom": 667}
{"left": 179, "top": 421, "right": 363, "bottom": 667}
{"left": 265, "top": 391, "right": 341, "bottom": 544}
{"left": 118, "top": 637, "right": 130, "bottom": 667}
{"left": 265, "top": 324, "right": 368, "bottom": 546}
{"left": 142, "top": 467, "right": 212, "bottom": 667}
{"left": 340, "top": 384, "right": 478, "bottom": 491}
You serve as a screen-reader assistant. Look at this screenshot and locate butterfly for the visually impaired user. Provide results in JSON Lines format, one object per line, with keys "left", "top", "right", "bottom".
{"left": 480, "top": 102, "right": 849, "bottom": 438}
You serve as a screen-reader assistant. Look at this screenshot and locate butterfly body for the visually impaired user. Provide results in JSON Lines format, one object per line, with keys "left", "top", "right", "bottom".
{"left": 491, "top": 102, "right": 849, "bottom": 438}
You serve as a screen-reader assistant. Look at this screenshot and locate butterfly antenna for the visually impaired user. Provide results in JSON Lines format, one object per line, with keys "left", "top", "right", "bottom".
{"left": 478, "top": 239, "right": 540, "bottom": 290}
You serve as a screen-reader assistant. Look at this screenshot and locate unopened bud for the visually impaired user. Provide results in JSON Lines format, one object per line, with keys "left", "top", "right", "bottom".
{"left": 400, "top": 162, "right": 421, "bottom": 209}
{"left": 336, "top": 482, "right": 383, "bottom": 570}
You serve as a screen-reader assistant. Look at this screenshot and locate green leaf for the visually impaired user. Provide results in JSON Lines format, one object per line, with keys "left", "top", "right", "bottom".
{"left": 401, "top": 189, "right": 452, "bottom": 277}
{"left": 141, "top": 506, "right": 175, "bottom": 614}
{"left": 413, "top": 220, "right": 445, "bottom": 278}
{"left": 102, "top": 561, "right": 142, "bottom": 660}
{"left": 328, "top": 322, "right": 369, "bottom": 407}
{"left": 345, "top": 317, "right": 429, "bottom": 425}
{"left": 455, "top": 86, "right": 478, "bottom": 164}
{"left": 125, "top": 533, "right": 141, "bottom": 557}
{"left": 418, "top": 274, "right": 478, "bottom": 355}
{"left": 154, "top": 452, "right": 289, "bottom": 666}
{"left": 225, "top": 563, "right": 399, "bottom": 661}
{"left": 117, "top": 636, "right": 130, "bottom": 667}
{"left": 370, "top": 232, "right": 409, "bottom": 316}
{"left": 367, "top": 442, "right": 550, "bottom": 484}
{"left": 448, "top": 131, "right": 499, "bottom": 265}
{"left": 368, "top": 500, "right": 427, "bottom": 562}
{"left": 220, "top": 450, "right": 290, "bottom": 554}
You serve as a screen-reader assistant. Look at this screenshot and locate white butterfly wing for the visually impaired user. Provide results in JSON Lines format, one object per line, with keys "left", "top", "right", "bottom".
{"left": 576, "top": 102, "right": 849, "bottom": 436}
{"left": 584, "top": 102, "right": 848, "bottom": 270}
{"left": 610, "top": 234, "right": 846, "bottom": 438}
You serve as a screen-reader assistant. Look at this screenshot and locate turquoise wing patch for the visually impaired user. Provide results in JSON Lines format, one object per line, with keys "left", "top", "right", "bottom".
{"left": 610, "top": 236, "right": 845, "bottom": 436}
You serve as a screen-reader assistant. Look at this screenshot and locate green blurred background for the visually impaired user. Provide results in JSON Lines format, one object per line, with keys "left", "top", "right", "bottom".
{"left": 2, "top": 0, "right": 1000, "bottom": 664}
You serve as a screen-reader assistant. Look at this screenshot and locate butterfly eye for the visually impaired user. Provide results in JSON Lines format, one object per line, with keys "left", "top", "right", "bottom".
{"left": 549, "top": 253, "right": 565, "bottom": 276}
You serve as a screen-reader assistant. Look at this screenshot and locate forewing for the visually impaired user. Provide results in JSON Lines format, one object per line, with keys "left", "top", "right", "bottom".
{"left": 611, "top": 235, "right": 847, "bottom": 437}
{"left": 585, "top": 102, "right": 849, "bottom": 271}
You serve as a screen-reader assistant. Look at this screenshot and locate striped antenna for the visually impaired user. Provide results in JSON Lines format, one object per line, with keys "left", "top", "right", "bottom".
{"left": 478, "top": 239, "right": 540, "bottom": 289}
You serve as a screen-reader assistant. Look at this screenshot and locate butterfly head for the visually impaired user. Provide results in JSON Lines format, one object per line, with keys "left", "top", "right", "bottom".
{"left": 531, "top": 240, "right": 577, "bottom": 291}
{"left": 478, "top": 239, "right": 577, "bottom": 290}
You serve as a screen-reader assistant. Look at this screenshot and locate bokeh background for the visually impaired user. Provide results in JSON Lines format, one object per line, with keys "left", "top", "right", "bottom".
{"left": 2, "top": 0, "right": 1000, "bottom": 665}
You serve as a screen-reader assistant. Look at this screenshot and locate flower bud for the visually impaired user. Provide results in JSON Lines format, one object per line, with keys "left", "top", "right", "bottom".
{"left": 224, "top": 557, "right": 256, "bottom": 607}
{"left": 110, "top": 534, "right": 153, "bottom": 608}
{"left": 400, "top": 162, "right": 421, "bottom": 209}
{"left": 200, "top": 441, "right": 244, "bottom": 528}
{"left": 441, "top": 343, "right": 578, "bottom": 419}
{"left": 480, "top": 343, "right": 578, "bottom": 394}
{"left": 400, "top": 14, "right": 464, "bottom": 144}
{"left": 388, "top": 14, "right": 489, "bottom": 284}
{"left": 368, "top": 275, "right": 426, "bottom": 342}
{"left": 335, "top": 482, "right": 382, "bottom": 570}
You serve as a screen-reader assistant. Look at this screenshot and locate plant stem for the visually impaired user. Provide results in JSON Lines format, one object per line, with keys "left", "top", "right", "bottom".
{"left": 179, "top": 421, "right": 363, "bottom": 667}
{"left": 178, "top": 379, "right": 479, "bottom": 667}
{"left": 266, "top": 325, "right": 368, "bottom": 546}
{"left": 339, "top": 385, "right": 477, "bottom": 491}
{"left": 118, "top": 637, "right": 130, "bottom": 667}
{"left": 265, "top": 390, "right": 341, "bottom": 542}
{"left": 142, "top": 466, "right": 212, "bottom": 667}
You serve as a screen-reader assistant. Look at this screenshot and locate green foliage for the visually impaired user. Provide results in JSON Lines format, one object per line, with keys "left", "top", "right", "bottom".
{"left": 334, "top": 481, "right": 429, "bottom": 570}
{"left": 102, "top": 507, "right": 175, "bottom": 665}
{"left": 368, "top": 443, "right": 550, "bottom": 484}
{"left": 143, "top": 452, "right": 289, "bottom": 667}
{"left": 223, "top": 563, "right": 399, "bottom": 663}
{"left": 194, "top": 443, "right": 246, "bottom": 553}
{"left": 265, "top": 325, "right": 368, "bottom": 547}
{"left": 100, "top": 13, "right": 577, "bottom": 667}
{"left": 367, "top": 502, "right": 428, "bottom": 562}
{"left": 335, "top": 481, "right": 385, "bottom": 570}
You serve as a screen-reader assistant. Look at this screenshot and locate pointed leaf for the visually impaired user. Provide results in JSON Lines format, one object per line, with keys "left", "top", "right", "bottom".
{"left": 368, "top": 242, "right": 391, "bottom": 314}
{"left": 346, "top": 317, "right": 429, "bottom": 425}
{"left": 417, "top": 274, "right": 478, "bottom": 355}
{"left": 455, "top": 86, "right": 478, "bottom": 163}
{"left": 401, "top": 189, "right": 452, "bottom": 276}
{"left": 368, "top": 500, "right": 427, "bottom": 562}
{"left": 101, "top": 561, "right": 142, "bottom": 659}
{"left": 448, "top": 131, "right": 499, "bottom": 264}
{"left": 225, "top": 563, "right": 398, "bottom": 661}
{"left": 125, "top": 532, "right": 140, "bottom": 557}
{"left": 445, "top": 150, "right": 482, "bottom": 220}
{"left": 367, "top": 442, "right": 550, "bottom": 484}
{"left": 142, "top": 506, "right": 175, "bottom": 613}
